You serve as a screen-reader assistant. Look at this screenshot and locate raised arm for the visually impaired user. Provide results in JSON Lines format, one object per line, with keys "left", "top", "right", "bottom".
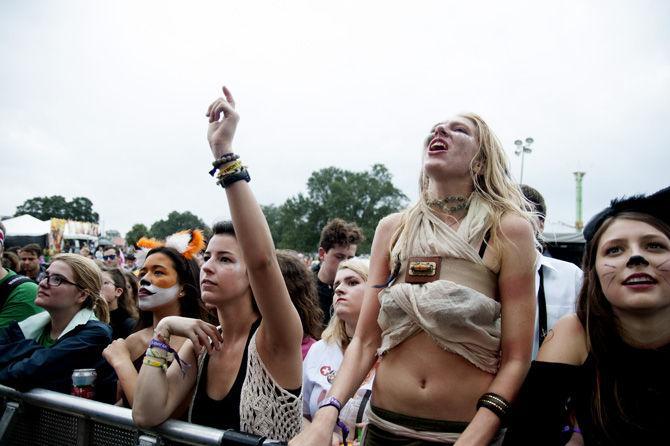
{"left": 456, "top": 214, "right": 537, "bottom": 445}
{"left": 290, "top": 213, "right": 400, "bottom": 446}
{"left": 206, "top": 87, "right": 303, "bottom": 384}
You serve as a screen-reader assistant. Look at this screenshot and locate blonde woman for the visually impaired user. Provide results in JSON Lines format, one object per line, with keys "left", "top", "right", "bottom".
{"left": 0, "top": 253, "right": 111, "bottom": 394}
{"left": 303, "top": 259, "right": 373, "bottom": 446}
{"left": 292, "top": 114, "right": 537, "bottom": 445}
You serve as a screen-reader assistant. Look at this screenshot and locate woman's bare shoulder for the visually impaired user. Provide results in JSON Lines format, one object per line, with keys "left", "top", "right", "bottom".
{"left": 377, "top": 212, "right": 404, "bottom": 234}
{"left": 537, "top": 313, "right": 588, "bottom": 365}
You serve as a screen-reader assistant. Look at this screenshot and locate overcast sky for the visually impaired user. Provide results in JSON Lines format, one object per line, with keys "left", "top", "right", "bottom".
{"left": 2, "top": 0, "right": 669, "bottom": 239}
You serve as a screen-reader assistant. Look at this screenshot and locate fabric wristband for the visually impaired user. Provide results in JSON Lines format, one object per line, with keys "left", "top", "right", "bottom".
{"left": 318, "top": 397, "right": 350, "bottom": 445}
{"left": 149, "top": 338, "right": 190, "bottom": 376}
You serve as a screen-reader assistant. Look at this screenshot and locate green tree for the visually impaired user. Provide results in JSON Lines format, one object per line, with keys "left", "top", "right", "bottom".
{"left": 68, "top": 197, "right": 99, "bottom": 222}
{"left": 269, "top": 164, "right": 408, "bottom": 254}
{"left": 125, "top": 224, "right": 151, "bottom": 246}
{"left": 149, "top": 211, "right": 209, "bottom": 240}
{"left": 261, "top": 204, "right": 283, "bottom": 247}
{"left": 15, "top": 195, "right": 99, "bottom": 222}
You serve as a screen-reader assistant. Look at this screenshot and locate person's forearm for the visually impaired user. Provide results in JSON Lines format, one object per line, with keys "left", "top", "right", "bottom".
{"left": 225, "top": 181, "right": 275, "bottom": 269}
{"left": 457, "top": 357, "right": 529, "bottom": 445}
{"left": 328, "top": 336, "right": 378, "bottom": 408}
{"left": 132, "top": 366, "right": 171, "bottom": 427}
{"left": 113, "top": 360, "right": 138, "bottom": 406}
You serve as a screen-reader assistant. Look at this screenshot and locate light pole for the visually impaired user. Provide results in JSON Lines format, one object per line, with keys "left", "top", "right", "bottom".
{"left": 514, "top": 137, "right": 534, "bottom": 184}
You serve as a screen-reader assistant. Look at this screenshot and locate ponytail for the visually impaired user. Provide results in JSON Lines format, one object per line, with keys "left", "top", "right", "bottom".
{"left": 92, "top": 294, "right": 110, "bottom": 324}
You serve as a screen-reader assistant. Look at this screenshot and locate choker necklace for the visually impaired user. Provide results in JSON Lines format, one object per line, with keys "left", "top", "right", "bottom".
{"left": 424, "top": 191, "right": 471, "bottom": 214}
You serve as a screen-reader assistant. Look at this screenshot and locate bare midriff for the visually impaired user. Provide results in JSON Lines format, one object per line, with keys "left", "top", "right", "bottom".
{"left": 371, "top": 330, "right": 495, "bottom": 422}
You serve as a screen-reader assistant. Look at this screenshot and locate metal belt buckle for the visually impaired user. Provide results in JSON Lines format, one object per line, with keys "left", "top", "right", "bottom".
{"left": 405, "top": 256, "right": 442, "bottom": 284}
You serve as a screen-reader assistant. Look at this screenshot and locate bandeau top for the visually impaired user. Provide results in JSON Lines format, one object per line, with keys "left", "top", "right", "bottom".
{"left": 376, "top": 198, "right": 501, "bottom": 374}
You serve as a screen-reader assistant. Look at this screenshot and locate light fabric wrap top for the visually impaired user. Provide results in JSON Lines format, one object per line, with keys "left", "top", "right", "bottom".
{"left": 377, "top": 198, "right": 501, "bottom": 374}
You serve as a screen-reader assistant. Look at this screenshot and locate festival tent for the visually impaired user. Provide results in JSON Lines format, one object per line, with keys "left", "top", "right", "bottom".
{"left": 1, "top": 214, "right": 51, "bottom": 248}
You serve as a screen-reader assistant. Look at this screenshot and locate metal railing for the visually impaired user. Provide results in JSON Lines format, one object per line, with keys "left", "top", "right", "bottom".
{"left": 0, "top": 385, "right": 286, "bottom": 446}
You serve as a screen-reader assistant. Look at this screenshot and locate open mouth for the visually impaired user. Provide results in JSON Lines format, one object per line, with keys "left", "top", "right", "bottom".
{"left": 622, "top": 273, "right": 657, "bottom": 285}
{"left": 428, "top": 139, "right": 448, "bottom": 153}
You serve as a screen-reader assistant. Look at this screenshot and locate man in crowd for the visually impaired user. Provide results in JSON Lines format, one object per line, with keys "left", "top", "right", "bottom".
{"left": 102, "top": 246, "right": 120, "bottom": 267}
{"left": 0, "top": 222, "right": 42, "bottom": 328}
{"left": 314, "top": 218, "right": 363, "bottom": 325}
{"left": 18, "top": 243, "right": 47, "bottom": 283}
{"left": 521, "top": 185, "right": 583, "bottom": 358}
{"left": 124, "top": 253, "right": 137, "bottom": 272}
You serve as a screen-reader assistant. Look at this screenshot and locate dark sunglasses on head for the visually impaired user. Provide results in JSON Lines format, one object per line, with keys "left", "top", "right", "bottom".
{"left": 103, "top": 255, "right": 117, "bottom": 261}
{"left": 41, "top": 273, "right": 83, "bottom": 289}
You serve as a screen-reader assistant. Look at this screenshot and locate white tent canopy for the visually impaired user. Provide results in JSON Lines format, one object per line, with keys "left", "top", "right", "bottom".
{"left": 2, "top": 214, "right": 51, "bottom": 236}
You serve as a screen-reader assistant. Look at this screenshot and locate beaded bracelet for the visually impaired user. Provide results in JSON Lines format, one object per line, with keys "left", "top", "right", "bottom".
{"left": 209, "top": 153, "right": 240, "bottom": 176}
{"left": 476, "top": 392, "right": 511, "bottom": 422}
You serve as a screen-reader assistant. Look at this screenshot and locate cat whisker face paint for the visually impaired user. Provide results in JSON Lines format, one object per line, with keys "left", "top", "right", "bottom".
{"left": 138, "top": 252, "right": 182, "bottom": 311}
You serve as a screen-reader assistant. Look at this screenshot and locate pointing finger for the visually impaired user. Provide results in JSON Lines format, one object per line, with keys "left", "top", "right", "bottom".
{"left": 222, "top": 86, "right": 235, "bottom": 108}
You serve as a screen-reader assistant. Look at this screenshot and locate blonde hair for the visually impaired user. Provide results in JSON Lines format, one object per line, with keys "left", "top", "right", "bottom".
{"left": 415, "top": 113, "right": 536, "bottom": 248}
{"left": 52, "top": 253, "right": 110, "bottom": 323}
{"left": 321, "top": 259, "right": 369, "bottom": 350}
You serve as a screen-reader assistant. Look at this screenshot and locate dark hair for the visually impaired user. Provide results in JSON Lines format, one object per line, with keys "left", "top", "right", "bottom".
{"left": 19, "top": 243, "right": 42, "bottom": 257}
{"left": 276, "top": 250, "right": 324, "bottom": 339}
{"left": 520, "top": 184, "right": 546, "bottom": 221}
{"left": 123, "top": 270, "right": 139, "bottom": 309}
{"left": 2, "top": 251, "right": 20, "bottom": 271}
{"left": 212, "top": 220, "right": 235, "bottom": 237}
{"left": 319, "top": 219, "right": 364, "bottom": 252}
{"left": 576, "top": 211, "right": 670, "bottom": 440}
{"left": 103, "top": 266, "right": 139, "bottom": 320}
{"left": 135, "top": 246, "right": 212, "bottom": 331}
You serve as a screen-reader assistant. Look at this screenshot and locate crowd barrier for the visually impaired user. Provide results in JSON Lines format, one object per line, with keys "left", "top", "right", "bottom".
{"left": 0, "top": 385, "right": 286, "bottom": 446}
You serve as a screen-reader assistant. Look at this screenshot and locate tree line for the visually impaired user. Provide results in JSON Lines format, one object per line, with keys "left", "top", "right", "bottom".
{"left": 13, "top": 164, "right": 409, "bottom": 254}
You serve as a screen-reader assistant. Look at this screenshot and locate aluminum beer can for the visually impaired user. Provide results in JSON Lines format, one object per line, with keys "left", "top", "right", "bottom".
{"left": 71, "top": 368, "right": 97, "bottom": 399}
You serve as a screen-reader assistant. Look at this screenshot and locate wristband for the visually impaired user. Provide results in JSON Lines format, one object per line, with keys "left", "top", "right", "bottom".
{"left": 217, "top": 168, "right": 251, "bottom": 188}
{"left": 318, "top": 397, "right": 350, "bottom": 445}
{"left": 476, "top": 392, "right": 511, "bottom": 423}
{"left": 148, "top": 338, "right": 190, "bottom": 376}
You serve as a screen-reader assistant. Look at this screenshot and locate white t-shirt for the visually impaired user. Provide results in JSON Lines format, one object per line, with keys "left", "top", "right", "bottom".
{"left": 302, "top": 339, "right": 375, "bottom": 442}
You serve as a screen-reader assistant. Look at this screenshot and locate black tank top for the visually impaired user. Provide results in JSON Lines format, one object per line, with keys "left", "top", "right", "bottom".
{"left": 189, "top": 318, "right": 261, "bottom": 430}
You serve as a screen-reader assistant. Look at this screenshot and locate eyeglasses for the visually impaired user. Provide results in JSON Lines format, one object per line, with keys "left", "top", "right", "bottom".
{"left": 103, "top": 255, "right": 117, "bottom": 261}
{"left": 41, "top": 273, "right": 83, "bottom": 289}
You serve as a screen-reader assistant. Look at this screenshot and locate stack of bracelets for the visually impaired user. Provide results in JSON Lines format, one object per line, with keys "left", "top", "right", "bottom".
{"left": 208, "top": 152, "right": 251, "bottom": 188}
{"left": 143, "top": 331, "right": 190, "bottom": 376}
{"left": 476, "top": 392, "right": 512, "bottom": 424}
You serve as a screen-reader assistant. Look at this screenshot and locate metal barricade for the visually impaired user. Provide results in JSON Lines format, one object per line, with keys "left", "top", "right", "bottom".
{"left": 0, "top": 385, "right": 286, "bottom": 446}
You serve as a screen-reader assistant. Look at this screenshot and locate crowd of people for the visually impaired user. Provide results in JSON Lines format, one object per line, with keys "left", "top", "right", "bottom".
{"left": 0, "top": 86, "right": 667, "bottom": 445}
